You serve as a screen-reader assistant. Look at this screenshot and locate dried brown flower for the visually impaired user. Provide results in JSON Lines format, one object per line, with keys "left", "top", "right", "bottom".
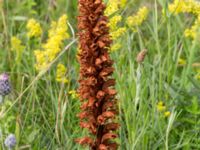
{"left": 136, "top": 49, "right": 147, "bottom": 63}
{"left": 76, "top": 0, "right": 119, "bottom": 149}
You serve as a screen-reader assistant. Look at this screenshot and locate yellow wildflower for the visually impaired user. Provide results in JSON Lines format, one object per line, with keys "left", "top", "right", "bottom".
{"left": 168, "top": 0, "right": 200, "bottom": 15}
{"left": 105, "top": 0, "right": 127, "bottom": 16}
{"left": 68, "top": 90, "right": 79, "bottom": 99}
{"left": 110, "top": 43, "right": 122, "bottom": 52}
{"left": 184, "top": 15, "right": 200, "bottom": 39}
{"left": 157, "top": 101, "right": 166, "bottom": 111}
{"left": 11, "top": 36, "right": 25, "bottom": 52}
{"left": 34, "top": 50, "right": 48, "bottom": 70}
{"left": 108, "top": 15, "right": 122, "bottom": 31}
{"left": 126, "top": 6, "right": 149, "bottom": 31}
{"left": 110, "top": 27, "right": 126, "bottom": 40}
{"left": 178, "top": 58, "right": 186, "bottom": 66}
{"left": 158, "top": 101, "right": 164, "bottom": 106}
{"left": 168, "top": 0, "right": 188, "bottom": 14}
{"left": 169, "top": 1, "right": 200, "bottom": 40}
{"left": 107, "top": 15, "right": 124, "bottom": 52}
{"left": 105, "top": 0, "right": 120, "bottom": 16}
{"left": 157, "top": 105, "right": 166, "bottom": 111}
{"left": 120, "top": 0, "right": 127, "bottom": 8}
{"left": 106, "top": 0, "right": 127, "bottom": 52}
{"left": 34, "top": 14, "right": 69, "bottom": 71}
{"left": 26, "top": 18, "right": 42, "bottom": 38}
{"left": 11, "top": 36, "right": 25, "bottom": 62}
{"left": 164, "top": 111, "right": 171, "bottom": 117}
{"left": 56, "top": 63, "right": 68, "bottom": 83}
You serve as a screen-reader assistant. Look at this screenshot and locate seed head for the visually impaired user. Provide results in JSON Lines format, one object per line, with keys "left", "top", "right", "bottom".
{"left": 136, "top": 49, "right": 147, "bottom": 63}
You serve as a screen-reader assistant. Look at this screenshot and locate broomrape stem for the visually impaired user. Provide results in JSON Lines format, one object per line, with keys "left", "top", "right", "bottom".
{"left": 76, "top": 0, "right": 119, "bottom": 149}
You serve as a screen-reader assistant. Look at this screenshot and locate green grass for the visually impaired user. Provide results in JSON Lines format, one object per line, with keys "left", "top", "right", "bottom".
{"left": 0, "top": 0, "right": 200, "bottom": 149}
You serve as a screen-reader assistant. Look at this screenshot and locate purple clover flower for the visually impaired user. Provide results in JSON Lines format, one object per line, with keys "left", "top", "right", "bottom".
{"left": 0, "top": 73, "right": 9, "bottom": 81}
{"left": 0, "top": 73, "right": 11, "bottom": 96}
{"left": 4, "top": 134, "right": 16, "bottom": 149}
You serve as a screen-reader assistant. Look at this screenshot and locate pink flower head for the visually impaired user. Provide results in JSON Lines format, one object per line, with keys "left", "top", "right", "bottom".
{"left": 0, "top": 73, "right": 9, "bottom": 81}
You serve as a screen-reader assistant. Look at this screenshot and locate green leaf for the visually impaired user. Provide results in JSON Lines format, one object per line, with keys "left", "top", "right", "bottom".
{"left": 27, "top": 129, "right": 40, "bottom": 143}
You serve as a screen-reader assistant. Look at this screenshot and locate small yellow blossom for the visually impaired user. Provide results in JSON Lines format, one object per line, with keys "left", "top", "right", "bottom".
{"left": 105, "top": 0, "right": 127, "bottom": 16}
{"left": 68, "top": 90, "right": 79, "bottom": 99}
{"left": 26, "top": 18, "right": 42, "bottom": 38}
{"left": 168, "top": 0, "right": 200, "bottom": 15}
{"left": 34, "top": 50, "right": 48, "bottom": 70}
{"left": 164, "top": 111, "right": 171, "bottom": 117}
{"left": 157, "top": 105, "right": 166, "bottom": 111}
{"left": 158, "top": 101, "right": 164, "bottom": 106}
{"left": 110, "top": 27, "right": 126, "bottom": 40}
{"left": 169, "top": 0, "right": 200, "bottom": 41}
{"left": 106, "top": 0, "right": 127, "bottom": 52}
{"left": 120, "top": 0, "right": 127, "bottom": 8}
{"left": 11, "top": 36, "right": 25, "bottom": 62}
{"left": 157, "top": 101, "right": 171, "bottom": 117}
{"left": 56, "top": 63, "right": 68, "bottom": 83}
{"left": 157, "top": 101, "right": 166, "bottom": 111}
{"left": 178, "top": 58, "right": 186, "bottom": 66}
{"left": 11, "top": 36, "right": 25, "bottom": 52}
{"left": 184, "top": 15, "right": 200, "bottom": 39}
{"left": 105, "top": 0, "right": 120, "bottom": 16}
{"left": 108, "top": 15, "right": 122, "bottom": 31}
{"left": 34, "top": 14, "right": 69, "bottom": 71}
{"left": 168, "top": 0, "right": 188, "bottom": 14}
{"left": 110, "top": 43, "right": 122, "bottom": 52}
{"left": 126, "top": 6, "right": 149, "bottom": 31}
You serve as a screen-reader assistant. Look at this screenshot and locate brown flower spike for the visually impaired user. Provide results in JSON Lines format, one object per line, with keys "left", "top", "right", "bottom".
{"left": 76, "top": 0, "right": 119, "bottom": 149}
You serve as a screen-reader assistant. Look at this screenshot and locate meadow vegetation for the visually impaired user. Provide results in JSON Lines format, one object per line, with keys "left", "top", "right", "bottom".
{"left": 0, "top": 0, "right": 200, "bottom": 149}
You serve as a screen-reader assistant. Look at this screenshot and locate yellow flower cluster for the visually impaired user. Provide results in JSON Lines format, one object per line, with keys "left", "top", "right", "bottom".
{"left": 126, "top": 6, "right": 149, "bottom": 32}
{"left": 105, "top": 0, "right": 127, "bottom": 52}
{"left": 157, "top": 101, "right": 166, "bottom": 111}
{"left": 34, "top": 15, "right": 69, "bottom": 71}
{"left": 184, "top": 15, "right": 200, "bottom": 39}
{"left": 68, "top": 90, "right": 79, "bottom": 99}
{"left": 168, "top": 0, "right": 200, "bottom": 15}
{"left": 164, "top": 111, "right": 171, "bottom": 117}
{"left": 104, "top": 0, "right": 127, "bottom": 16}
{"left": 108, "top": 15, "right": 127, "bottom": 41}
{"left": 157, "top": 101, "right": 171, "bottom": 117}
{"left": 110, "top": 43, "right": 121, "bottom": 52}
{"left": 110, "top": 27, "right": 126, "bottom": 40}
{"left": 56, "top": 63, "right": 68, "bottom": 83}
{"left": 11, "top": 36, "right": 25, "bottom": 52}
{"left": 108, "top": 15, "right": 122, "bottom": 31}
{"left": 169, "top": 0, "right": 200, "bottom": 40}
{"left": 26, "top": 18, "right": 42, "bottom": 38}
{"left": 11, "top": 36, "right": 25, "bottom": 62}
{"left": 120, "top": 0, "right": 127, "bottom": 8}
